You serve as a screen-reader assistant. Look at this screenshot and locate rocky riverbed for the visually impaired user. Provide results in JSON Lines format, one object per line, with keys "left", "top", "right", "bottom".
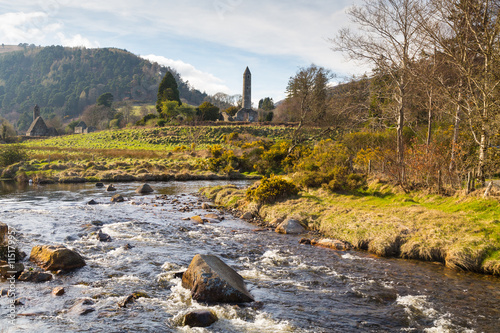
{"left": 0, "top": 181, "right": 499, "bottom": 332}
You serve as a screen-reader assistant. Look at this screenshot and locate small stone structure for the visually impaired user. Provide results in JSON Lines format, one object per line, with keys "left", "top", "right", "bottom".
{"left": 26, "top": 104, "right": 58, "bottom": 137}
{"left": 74, "top": 120, "right": 96, "bottom": 134}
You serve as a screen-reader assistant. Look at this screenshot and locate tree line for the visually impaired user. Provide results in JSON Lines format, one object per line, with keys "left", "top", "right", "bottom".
{"left": 0, "top": 46, "right": 207, "bottom": 131}
{"left": 275, "top": 0, "right": 499, "bottom": 191}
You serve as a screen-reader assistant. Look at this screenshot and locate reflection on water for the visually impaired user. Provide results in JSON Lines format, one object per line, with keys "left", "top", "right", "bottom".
{"left": 0, "top": 181, "right": 499, "bottom": 333}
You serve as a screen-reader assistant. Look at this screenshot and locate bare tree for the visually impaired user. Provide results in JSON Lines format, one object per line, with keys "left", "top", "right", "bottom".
{"left": 285, "top": 65, "right": 335, "bottom": 150}
{"left": 331, "top": 0, "right": 428, "bottom": 184}
{"left": 419, "top": 0, "right": 500, "bottom": 182}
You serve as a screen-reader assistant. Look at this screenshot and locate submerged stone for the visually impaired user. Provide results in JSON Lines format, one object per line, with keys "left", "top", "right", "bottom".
{"left": 182, "top": 254, "right": 254, "bottom": 303}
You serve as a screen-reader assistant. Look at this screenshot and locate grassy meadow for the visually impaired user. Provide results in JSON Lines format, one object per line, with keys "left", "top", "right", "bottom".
{"left": 2, "top": 125, "right": 295, "bottom": 183}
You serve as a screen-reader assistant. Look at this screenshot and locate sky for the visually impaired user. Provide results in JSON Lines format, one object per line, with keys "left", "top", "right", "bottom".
{"left": 0, "top": 0, "right": 368, "bottom": 105}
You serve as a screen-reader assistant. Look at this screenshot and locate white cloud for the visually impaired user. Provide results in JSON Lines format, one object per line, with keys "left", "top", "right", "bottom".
{"left": 28, "top": 0, "right": 367, "bottom": 75}
{"left": 141, "top": 54, "right": 231, "bottom": 95}
{"left": 0, "top": 11, "right": 60, "bottom": 43}
{"left": 56, "top": 32, "right": 99, "bottom": 48}
{"left": 0, "top": 10, "right": 98, "bottom": 49}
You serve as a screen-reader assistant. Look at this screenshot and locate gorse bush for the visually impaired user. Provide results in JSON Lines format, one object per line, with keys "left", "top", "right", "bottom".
{"left": 0, "top": 145, "right": 27, "bottom": 167}
{"left": 253, "top": 141, "right": 293, "bottom": 176}
{"left": 207, "top": 145, "right": 243, "bottom": 174}
{"left": 246, "top": 175, "right": 299, "bottom": 204}
{"left": 293, "top": 140, "right": 366, "bottom": 192}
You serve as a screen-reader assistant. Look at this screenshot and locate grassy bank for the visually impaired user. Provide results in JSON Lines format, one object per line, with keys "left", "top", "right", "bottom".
{"left": 201, "top": 179, "right": 500, "bottom": 276}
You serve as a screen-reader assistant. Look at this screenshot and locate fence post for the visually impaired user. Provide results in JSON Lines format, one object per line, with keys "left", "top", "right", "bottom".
{"left": 467, "top": 172, "right": 471, "bottom": 194}
{"left": 438, "top": 170, "right": 442, "bottom": 194}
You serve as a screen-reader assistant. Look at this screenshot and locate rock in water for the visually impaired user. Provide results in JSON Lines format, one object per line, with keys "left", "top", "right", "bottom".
{"left": 30, "top": 245, "right": 86, "bottom": 271}
{"left": 111, "top": 194, "right": 124, "bottom": 202}
{"left": 96, "top": 230, "right": 112, "bottom": 242}
{"left": 312, "top": 238, "right": 351, "bottom": 251}
{"left": 18, "top": 270, "right": 53, "bottom": 282}
{"left": 183, "top": 310, "right": 218, "bottom": 327}
{"left": 135, "top": 184, "right": 154, "bottom": 194}
{"left": 95, "top": 182, "right": 104, "bottom": 187}
{"left": 69, "top": 299, "right": 95, "bottom": 316}
{"left": 117, "top": 292, "right": 149, "bottom": 308}
{"left": 87, "top": 199, "right": 99, "bottom": 205}
{"left": 190, "top": 216, "right": 205, "bottom": 224}
{"left": 106, "top": 184, "right": 116, "bottom": 192}
{"left": 0, "top": 262, "right": 24, "bottom": 279}
{"left": 275, "top": 219, "right": 306, "bottom": 234}
{"left": 52, "top": 287, "right": 65, "bottom": 296}
{"left": 182, "top": 254, "right": 254, "bottom": 303}
{"left": 240, "top": 212, "right": 253, "bottom": 220}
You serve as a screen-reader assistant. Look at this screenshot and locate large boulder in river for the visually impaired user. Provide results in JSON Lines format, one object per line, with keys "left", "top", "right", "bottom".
{"left": 30, "top": 245, "right": 85, "bottom": 271}
{"left": 275, "top": 219, "right": 306, "bottom": 234}
{"left": 182, "top": 254, "right": 254, "bottom": 303}
{"left": 136, "top": 184, "right": 154, "bottom": 194}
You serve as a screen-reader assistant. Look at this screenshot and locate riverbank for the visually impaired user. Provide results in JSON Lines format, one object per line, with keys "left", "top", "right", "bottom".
{"left": 201, "top": 178, "right": 500, "bottom": 276}
{"left": 0, "top": 152, "right": 261, "bottom": 184}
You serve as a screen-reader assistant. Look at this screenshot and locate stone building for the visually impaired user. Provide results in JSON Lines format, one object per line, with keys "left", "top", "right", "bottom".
{"left": 26, "top": 105, "right": 57, "bottom": 137}
{"left": 74, "top": 121, "right": 96, "bottom": 134}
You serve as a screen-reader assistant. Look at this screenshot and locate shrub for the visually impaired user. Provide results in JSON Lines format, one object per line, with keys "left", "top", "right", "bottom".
{"left": 293, "top": 140, "right": 366, "bottom": 192}
{"left": 207, "top": 145, "right": 243, "bottom": 173}
{"left": 135, "top": 113, "right": 158, "bottom": 126}
{"left": 0, "top": 145, "right": 27, "bottom": 167}
{"left": 246, "top": 175, "right": 299, "bottom": 204}
{"left": 253, "top": 141, "right": 293, "bottom": 176}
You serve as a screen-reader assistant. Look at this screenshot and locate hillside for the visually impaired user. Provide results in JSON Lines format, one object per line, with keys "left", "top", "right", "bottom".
{"left": 0, "top": 45, "right": 207, "bottom": 131}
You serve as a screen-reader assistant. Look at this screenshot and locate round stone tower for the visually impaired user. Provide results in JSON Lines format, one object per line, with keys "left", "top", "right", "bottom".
{"left": 242, "top": 67, "right": 251, "bottom": 109}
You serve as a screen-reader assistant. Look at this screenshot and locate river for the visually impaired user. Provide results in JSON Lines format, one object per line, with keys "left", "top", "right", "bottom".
{"left": 0, "top": 181, "right": 499, "bottom": 332}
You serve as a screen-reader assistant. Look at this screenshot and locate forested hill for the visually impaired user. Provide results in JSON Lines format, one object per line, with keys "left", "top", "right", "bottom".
{"left": 0, "top": 45, "right": 207, "bottom": 130}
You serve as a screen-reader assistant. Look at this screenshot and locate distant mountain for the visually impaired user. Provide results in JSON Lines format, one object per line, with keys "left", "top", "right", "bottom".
{"left": 0, "top": 45, "right": 207, "bottom": 130}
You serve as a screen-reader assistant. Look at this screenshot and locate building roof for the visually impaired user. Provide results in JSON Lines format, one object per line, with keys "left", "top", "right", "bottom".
{"left": 26, "top": 116, "right": 49, "bottom": 136}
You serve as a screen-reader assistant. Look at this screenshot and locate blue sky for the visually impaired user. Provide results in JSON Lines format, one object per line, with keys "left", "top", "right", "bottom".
{"left": 0, "top": 0, "right": 367, "bottom": 105}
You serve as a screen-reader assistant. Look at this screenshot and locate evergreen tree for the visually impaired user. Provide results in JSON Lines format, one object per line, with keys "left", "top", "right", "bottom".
{"left": 97, "top": 92, "right": 114, "bottom": 108}
{"left": 156, "top": 71, "right": 181, "bottom": 114}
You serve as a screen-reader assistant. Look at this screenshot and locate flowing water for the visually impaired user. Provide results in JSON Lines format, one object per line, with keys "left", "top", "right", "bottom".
{"left": 0, "top": 181, "right": 499, "bottom": 333}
